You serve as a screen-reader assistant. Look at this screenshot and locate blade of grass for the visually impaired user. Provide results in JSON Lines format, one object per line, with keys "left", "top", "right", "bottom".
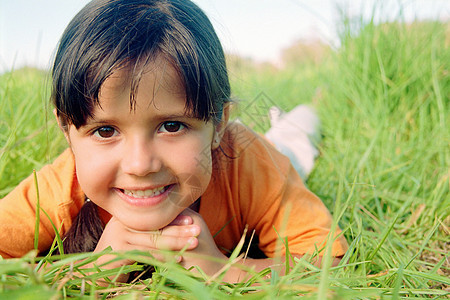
{"left": 367, "top": 213, "right": 399, "bottom": 261}
{"left": 33, "top": 170, "right": 40, "bottom": 252}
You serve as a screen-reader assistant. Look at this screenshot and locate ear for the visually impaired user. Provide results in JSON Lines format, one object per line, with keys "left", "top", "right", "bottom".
{"left": 211, "top": 102, "right": 231, "bottom": 150}
{"left": 54, "top": 109, "right": 71, "bottom": 144}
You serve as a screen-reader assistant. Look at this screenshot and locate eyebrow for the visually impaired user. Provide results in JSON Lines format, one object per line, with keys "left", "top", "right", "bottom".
{"left": 83, "top": 119, "right": 115, "bottom": 126}
{"left": 85, "top": 112, "right": 199, "bottom": 124}
{"left": 154, "top": 112, "right": 197, "bottom": 119}
{"left": 150, "top": 113, "right": 202, "bottom": 124}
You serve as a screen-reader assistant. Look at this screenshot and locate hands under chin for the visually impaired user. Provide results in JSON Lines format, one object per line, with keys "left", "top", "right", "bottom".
{"left": 94, "top": 209, "right": 337, "bottom": 284}
{"left": 176, "top": 208, "right": 229, "bottom": 278}
{"left": 92, "top": 207, "right": 231, "bottom": 282}
{"left": 92, "top": 210, "right": 201, "bottom": 283}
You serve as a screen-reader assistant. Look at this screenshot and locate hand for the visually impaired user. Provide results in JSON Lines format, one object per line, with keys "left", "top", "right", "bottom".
{"left": 177, "top": 209, "right": 229, "bottom": 279}
{"left": 178, "top": 209, "right": 280, "bottom": 282}
{"left": 92, "top": 215, "right": 200, "bottom": 282}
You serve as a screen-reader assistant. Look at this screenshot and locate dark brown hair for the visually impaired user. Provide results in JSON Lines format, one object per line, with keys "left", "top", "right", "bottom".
{"left": 52, "top": 0, "right": 230, "bottom": 254}
{"left": 61, "top": 200, "right": 104, "bottom": 254}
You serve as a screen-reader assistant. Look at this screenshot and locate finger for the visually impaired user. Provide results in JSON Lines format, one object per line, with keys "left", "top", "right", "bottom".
{"left": 127, "top": 232, "right": 199, "bottom": 251}
{"left": 126, "top": 224, "right": 200, "bottom": 237}
{"left": 150, "top": 235, "right": 198, "bottom": 251}
{"left": 168, "top": 214, "right": 193, "bottom": 226}
{"left": 160, "top": 224, "right": 200, "bottom": 237}
{"left": 178, "top": 208, "right": 207, "bottom": 230}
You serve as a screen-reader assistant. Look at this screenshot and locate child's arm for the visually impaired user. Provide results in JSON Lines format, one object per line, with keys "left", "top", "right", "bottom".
{"left": 178, "top": 209, "right": 340, "bottom": 283}
{"left": 0, "top": 149, "right": 85, "bottom": 258}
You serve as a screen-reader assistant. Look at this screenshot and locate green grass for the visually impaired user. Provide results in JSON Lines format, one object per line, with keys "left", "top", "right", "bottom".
{"left": 0, "top": 13, "right": 449, "bottom": 300}
{"left": 0, "top": 68, "right": 66, "bottom": 197}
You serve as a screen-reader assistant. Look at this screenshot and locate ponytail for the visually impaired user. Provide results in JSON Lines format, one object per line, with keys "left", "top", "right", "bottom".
{"left": 59, "top": 199, "right": 104, "bottom": 254}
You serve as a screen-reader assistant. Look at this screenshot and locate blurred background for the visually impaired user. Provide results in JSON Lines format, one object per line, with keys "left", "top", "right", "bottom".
{"left": 0, "top": 1, "right": 448, "bottom": 295}
{"left": 0, "top": 0, "right": 449, "bottom": 73}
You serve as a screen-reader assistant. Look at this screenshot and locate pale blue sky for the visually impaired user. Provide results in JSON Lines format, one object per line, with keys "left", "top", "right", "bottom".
{"left": 0, "top": 0, "right": 448, "bottom": 72}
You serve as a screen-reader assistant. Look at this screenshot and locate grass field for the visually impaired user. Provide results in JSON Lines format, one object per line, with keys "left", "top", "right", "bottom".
{"left": 0, "top": 14, "right": 449, "bottom": 300}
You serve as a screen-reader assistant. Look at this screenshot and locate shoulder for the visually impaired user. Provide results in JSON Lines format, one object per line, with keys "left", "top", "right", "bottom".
{"left": 1, "top": 147, "right": 84, "bottom": 211}
{"left": 217, "top": 122, "right": 293, "bottom": 179}
{"left": 208, "top": 122, "right": 297, "bottom": 210}
{"left": 2, "top": 148, "right": 79, "bottom": 198}
{"left": 43, "top": 148, "right": 78, "bottom": 186}
{"left": 0, "top": 148, "right": 84, "bottom": 257}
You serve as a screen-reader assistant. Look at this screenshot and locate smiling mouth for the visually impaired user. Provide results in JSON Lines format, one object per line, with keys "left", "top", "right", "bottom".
{"left": 121, "top": 185, "right": 171, "bottom": 198}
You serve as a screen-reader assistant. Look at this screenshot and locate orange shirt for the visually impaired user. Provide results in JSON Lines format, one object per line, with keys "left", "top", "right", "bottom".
{"left": 0, "top": 123, "right": 347, "bottom": 258}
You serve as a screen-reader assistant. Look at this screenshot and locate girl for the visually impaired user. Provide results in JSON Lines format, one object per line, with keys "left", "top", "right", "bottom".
{"left": 0, "top": 0, "right": 347, "bottom": 282}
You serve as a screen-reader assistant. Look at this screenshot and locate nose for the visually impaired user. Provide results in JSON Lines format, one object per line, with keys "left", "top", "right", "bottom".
{"left": 121, "top": 136, "right": 162, "bottom": 176}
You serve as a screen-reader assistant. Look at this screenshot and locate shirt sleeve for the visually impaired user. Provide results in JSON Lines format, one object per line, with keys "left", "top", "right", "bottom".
{"left": 0, "top": 149, "right": 85, "bottom": 258}
{"left": 254, "top": 163, "right": 347, "bottom": 257}
{"left": 235, "top": 128, "right": 348, "bottom": 258}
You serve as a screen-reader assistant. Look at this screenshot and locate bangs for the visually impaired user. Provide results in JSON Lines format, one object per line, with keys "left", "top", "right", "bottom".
{"left": 52, "top": 0, "right": 230, "bottom": 128}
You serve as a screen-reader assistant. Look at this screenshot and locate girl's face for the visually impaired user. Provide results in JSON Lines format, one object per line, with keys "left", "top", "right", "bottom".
{"left": 65, "top": 60, "right": 225, "bottom": 231}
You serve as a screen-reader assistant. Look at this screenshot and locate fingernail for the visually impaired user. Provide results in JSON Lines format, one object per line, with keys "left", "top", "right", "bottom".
{"left": 175, "top": 255, "right": 182, "bottom": 262}
{"left": 190, "top": 225, "right": 200, "bottom": 236}
{"left": 188, "top": 237, "right": 197, "bottom": 245}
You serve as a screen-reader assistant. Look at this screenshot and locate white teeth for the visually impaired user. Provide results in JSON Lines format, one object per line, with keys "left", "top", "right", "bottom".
{"left": 123, "top": 186, "right": 166, "bottom": 198}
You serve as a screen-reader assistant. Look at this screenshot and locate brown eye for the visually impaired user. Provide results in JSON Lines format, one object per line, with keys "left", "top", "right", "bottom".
{"left": 94, "top": 126, "right": 116, "bottom": 138}
{"left": 160, "top": 121, "right": 185, "bottom": 133}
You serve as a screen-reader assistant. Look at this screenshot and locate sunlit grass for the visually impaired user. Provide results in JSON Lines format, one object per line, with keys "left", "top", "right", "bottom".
{"left": 229, "top": 18, "right": 449, "bottom": 299}
{"left": 0, "top": 68, "right": 66, "bottom": 197}
{"left": 0, "top": 13, "right": 448, "bottom": 300}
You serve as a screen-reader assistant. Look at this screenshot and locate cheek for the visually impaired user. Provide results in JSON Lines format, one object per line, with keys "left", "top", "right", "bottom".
{"left": 190, "top": 145, "right": 214, "bottom": 199}
{"left": 168, "top": 139, "right": 213, "bottom": 195}
{"left": 176, "top": 140, "right": 212, "bottom": 178}
{"left": 174, "top": 152, "right": 212, "bottom": 208}
{"left": 194, "top": 147, "right": 213, "bottom": 180}
{"left": 72, "top": 144, "right": 116, "bottom": 197}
